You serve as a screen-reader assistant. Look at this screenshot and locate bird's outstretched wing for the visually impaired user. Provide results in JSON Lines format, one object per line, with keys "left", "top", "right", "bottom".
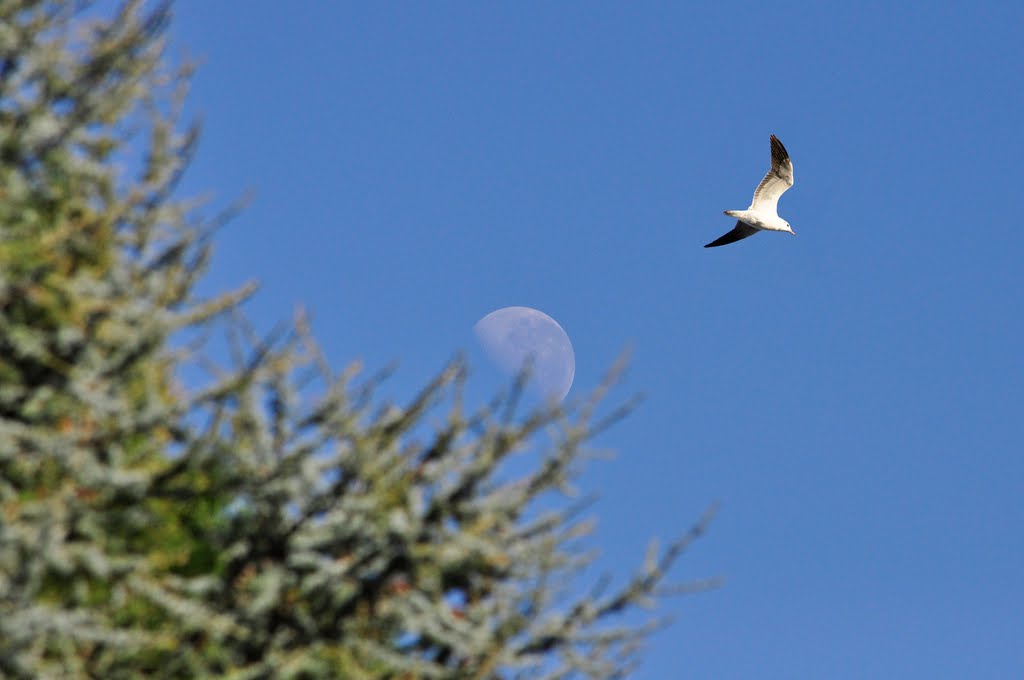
{"left": 749, "top": 134, "right": 794, "bottom": 214}
{"left": 704, "top": 221, "right": 758, "bottom": 248}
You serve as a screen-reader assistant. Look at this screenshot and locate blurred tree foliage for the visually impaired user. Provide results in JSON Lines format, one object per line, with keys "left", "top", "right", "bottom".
{"left": 0, "top": 2, "right": 714, "bottom": 678}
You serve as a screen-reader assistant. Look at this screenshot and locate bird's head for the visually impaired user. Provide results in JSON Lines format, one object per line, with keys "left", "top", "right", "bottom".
{"left": 784, "top": 221, "right": 795, "bottom": 235}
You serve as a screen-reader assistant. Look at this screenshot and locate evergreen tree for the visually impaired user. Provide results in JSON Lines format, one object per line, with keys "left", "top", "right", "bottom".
{"left": 0, "top": 2, "right": 715, "bottom": 678}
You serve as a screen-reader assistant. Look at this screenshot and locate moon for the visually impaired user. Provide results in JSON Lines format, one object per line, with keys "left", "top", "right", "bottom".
{"left": 473, "top": 306, "right": 575, "bottom": 402}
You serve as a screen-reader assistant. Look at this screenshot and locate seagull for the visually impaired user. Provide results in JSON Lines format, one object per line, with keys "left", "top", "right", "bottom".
{"left": 704, "top": 134, "right": 795, "bottom": 248}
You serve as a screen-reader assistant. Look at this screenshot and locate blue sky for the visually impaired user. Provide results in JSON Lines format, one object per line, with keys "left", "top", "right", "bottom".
{"left": 173, "top": 2, "right": 1023, "bottom": 678}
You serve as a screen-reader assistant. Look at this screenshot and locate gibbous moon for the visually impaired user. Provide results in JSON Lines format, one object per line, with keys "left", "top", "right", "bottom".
{"left": 474, "top": 306, "right": 575, "bottom": 402}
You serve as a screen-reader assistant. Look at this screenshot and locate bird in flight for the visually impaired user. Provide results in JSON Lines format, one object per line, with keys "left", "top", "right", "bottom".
{"left": 704, "top": 134, "right": 795, "bottom": 248}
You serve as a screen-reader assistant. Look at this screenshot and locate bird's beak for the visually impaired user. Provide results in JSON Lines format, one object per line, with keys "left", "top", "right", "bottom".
{"left": 790, "top": 228, "right": 796, "bottom": 236}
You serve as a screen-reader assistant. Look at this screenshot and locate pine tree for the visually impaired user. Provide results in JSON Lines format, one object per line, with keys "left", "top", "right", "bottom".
{"left": 0, "top": 2, "right": 715, "bottom": 678}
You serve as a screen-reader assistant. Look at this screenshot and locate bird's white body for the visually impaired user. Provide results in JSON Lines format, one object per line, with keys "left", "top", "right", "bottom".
{"left": 724, "top": 209, "right": 792, "bottom": 233}
{"left": 704, "top": 135, "right": 796, "bottom": 248}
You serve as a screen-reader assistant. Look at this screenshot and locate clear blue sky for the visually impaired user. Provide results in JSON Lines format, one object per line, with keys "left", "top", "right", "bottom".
{"left": 173, "top": 2, "right": 1023, "bottom": 678}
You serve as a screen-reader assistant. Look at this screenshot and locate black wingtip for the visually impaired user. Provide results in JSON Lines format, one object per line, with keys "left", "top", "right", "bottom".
{"left": 769, "top": 134, "right": 790, "bottom": 165}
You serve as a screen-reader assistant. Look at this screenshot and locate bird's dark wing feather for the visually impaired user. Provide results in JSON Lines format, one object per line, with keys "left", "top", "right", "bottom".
{"left": 769, "top": 134, "right": 790, "bottom": 169}
{"left": 704, "top": 221, "right": 758, "bottom": 248}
